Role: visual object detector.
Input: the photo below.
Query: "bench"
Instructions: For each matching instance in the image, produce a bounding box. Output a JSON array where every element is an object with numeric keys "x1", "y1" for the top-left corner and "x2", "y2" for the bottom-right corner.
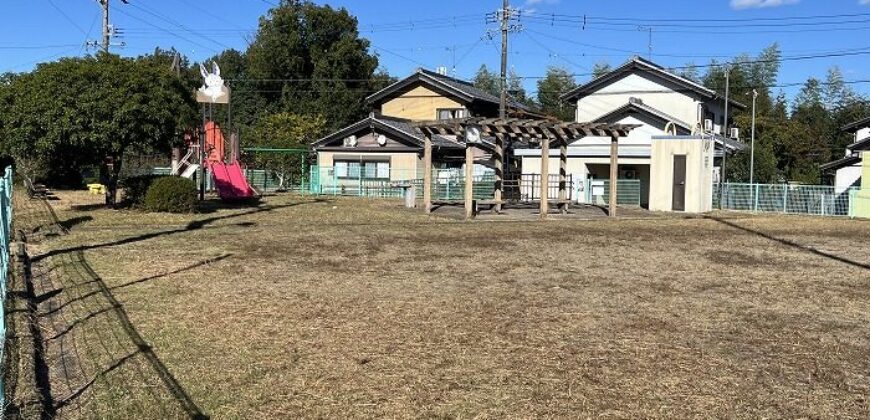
[
  {"x1": 24, "y1": 177, "x2": 49, "y2": 199},
  {"x1": 87, "y1": 183, "x2": 107, "y2": 195}
]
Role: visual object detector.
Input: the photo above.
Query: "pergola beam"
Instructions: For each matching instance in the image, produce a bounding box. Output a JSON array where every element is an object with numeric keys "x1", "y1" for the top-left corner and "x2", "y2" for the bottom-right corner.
[{"x1": 414, "y1": 118, "x2": 639, "y2": 218}]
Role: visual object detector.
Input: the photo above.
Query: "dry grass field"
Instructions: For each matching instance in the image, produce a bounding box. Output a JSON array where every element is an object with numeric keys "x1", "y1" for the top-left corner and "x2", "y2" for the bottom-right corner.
[{"x1": 9, "y1": 191, "x2": 870, "y2": 419}]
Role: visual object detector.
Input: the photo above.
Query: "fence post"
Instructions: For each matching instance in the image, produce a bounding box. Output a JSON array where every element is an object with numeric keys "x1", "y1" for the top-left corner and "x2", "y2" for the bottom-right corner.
[
  {"x1": 752, "y1": 184, "x2": 758, "y2": 212},
  {"x1": 782, "y1": 185, "x2": 789, "y2": 214}
]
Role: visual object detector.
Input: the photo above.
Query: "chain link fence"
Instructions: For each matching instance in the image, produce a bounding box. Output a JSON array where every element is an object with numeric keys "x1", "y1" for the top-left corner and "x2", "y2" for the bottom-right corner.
[{"x1": 714, "y1": 183, "x2": 858, "y2": 217}]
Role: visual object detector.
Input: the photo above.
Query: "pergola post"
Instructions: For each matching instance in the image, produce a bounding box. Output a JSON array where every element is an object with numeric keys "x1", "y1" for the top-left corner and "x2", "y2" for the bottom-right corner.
[
  {"x1": 609, "y1": 134, "x2": 619, "y2": 217},
  {"x1": 540, "y1": 136, "x2": 550, "y2": 219},
  {"x1": 494, "y1": 133, "x2": 504, "y2": 213},
  {"x1": 464, "y1": 142, "x2": 475, "y2": 220},
  {"x1": 423, "y1": 131, "x2": 433, "y2": 214},
  {"x1": 558, "y1": 139, "x2": 568, "y2": 214}
]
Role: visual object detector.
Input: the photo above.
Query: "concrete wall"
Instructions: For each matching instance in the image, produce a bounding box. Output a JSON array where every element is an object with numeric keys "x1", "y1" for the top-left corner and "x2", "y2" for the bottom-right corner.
[
  {"x1": 576, "y1": 73, "x2": 711, "y2": 128},
  {"x1": 649, "y1": 138, "x2": 714, "y2": 213},
  {"x1": 380, "y1": 85, "x2": 463, "y2": 121},
  {"x1": 856, "y1": 151, "x2": 870, "y2": 218}
]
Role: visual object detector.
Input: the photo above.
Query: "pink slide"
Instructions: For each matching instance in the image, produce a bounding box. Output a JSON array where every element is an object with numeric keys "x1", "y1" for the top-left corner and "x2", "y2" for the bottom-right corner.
[{"x1": 210, "y1": 161, "x2": 256, "y2": 200}]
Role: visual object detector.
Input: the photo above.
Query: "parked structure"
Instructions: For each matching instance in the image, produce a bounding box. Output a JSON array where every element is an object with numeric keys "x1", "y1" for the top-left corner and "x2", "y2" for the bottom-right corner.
[{"x1": 516, "y1": 57, "x2": 745, "y2": 208}]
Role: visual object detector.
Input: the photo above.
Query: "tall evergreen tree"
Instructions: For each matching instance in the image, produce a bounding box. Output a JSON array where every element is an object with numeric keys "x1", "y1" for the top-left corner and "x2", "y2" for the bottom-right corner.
[
  {"x1": 536, "y1": 66, "x2": 576, "y2": 121},
  {"x1": 472, "y1": 64, "x2": 499, "y2": 97},
  {"x1": 246, "y1": 0, "x2": 384, "y2": 130}
]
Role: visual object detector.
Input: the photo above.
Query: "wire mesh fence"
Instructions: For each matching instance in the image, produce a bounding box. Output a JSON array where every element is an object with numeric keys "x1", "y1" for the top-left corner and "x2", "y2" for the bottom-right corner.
[
  {"x1": 714, "y1": 183, "x2": 858, "y2": 217},
  {"x1": 0, "y1": 166, "x2": 13, "y2": 412}
]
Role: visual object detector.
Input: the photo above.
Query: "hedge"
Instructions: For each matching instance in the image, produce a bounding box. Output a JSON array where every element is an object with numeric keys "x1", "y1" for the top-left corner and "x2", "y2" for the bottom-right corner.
[{"x1": 143, "y1": 176, "x2": 197, "y2": 213}]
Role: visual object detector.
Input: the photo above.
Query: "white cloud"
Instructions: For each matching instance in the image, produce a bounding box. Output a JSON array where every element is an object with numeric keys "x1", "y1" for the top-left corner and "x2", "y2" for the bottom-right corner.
[
  {"x1": 522, "y1": 0, "x2": 559, "y2": 15},
  {"x1": 730, "y1": 0, "x2": 800, "y2": 10}
]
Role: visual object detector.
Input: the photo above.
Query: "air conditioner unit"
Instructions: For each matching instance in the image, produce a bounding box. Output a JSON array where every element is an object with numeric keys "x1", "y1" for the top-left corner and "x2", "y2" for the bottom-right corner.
[
  {"x1": 713, "y1": 124, "x2": 722, "y2": 135},
  {"x1": 704, "y1": 119, "x2": 713, "y2": 133},
  {"x1": 620, "y1": 169, "x2": 637, "y2": 180},
  {"x1": 730, "y1": 127, "x2": 739, "y2": 139}
]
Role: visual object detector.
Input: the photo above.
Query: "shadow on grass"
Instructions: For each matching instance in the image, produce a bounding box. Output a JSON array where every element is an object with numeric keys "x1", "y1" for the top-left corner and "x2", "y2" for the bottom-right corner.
[
  {"x1": 706, "y1": 216, "x2": 870, "y2": 271},
  {"x1": 59, "y1": 216, "x2": 93, "y2": 231},
  {"x1": 32, "y1": 199, "x2": 331, "y2": 264}
]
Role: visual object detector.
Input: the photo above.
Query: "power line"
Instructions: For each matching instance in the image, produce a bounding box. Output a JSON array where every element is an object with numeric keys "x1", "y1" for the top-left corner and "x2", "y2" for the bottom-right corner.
[{"x1": 125, "y1": 1, "x2": 233, "y2": 50}]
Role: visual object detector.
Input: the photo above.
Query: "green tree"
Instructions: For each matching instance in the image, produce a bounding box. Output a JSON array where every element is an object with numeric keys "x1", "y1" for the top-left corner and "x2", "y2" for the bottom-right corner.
[
  {"x1": 536, "y1": 66, "x2": 576, "y2": 121},
  {"x1": 472, "y1": 64, "x2": 499, "y2": 97},
  {"x1": 507, "y1": 68, "x2": 533, "y2": 107},
  {"x1": 246, "y1": 112, "x2": 325, "y2": 190},
  {"x1": 0, "y1": 53, "x2": 196, "y2": 205},
  {"x1": 591, "y1": 62, "x2": 612, "y2": 79},
  {"x1": 246, "y1": 0, "x2": 384, "y2": 130}
]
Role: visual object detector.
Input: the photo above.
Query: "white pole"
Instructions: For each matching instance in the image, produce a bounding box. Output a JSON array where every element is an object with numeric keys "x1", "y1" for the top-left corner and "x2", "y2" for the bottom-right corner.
[{"x1": 750, "y1": 89, "x2": 758, "y2": 186}]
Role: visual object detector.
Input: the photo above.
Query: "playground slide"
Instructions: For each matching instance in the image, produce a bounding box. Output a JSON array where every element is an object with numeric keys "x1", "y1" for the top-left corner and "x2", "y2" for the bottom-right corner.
[{"x1": 211, "y1": 161, "x2": 256, "y2": 200}]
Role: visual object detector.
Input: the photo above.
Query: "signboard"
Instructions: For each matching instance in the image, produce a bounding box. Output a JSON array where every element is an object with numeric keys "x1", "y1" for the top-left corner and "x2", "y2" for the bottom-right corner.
[{"x1": 196, "y1": 62, "x2": 230, "y2": 104}]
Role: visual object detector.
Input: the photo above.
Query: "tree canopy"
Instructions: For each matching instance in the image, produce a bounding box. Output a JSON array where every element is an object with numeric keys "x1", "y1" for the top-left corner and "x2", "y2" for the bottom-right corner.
[
  {"x1": 0, "y1": 53, "x2": 196, "y2": 202},
  {"x1": 536, "y1": 66, "x2": 577, "y2": 121}
]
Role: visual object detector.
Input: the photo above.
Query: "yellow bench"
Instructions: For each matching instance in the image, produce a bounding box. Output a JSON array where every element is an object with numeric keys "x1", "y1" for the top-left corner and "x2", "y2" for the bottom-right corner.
[{"x1": 87, "y1": 184, "x2": 106, "y2": 195}]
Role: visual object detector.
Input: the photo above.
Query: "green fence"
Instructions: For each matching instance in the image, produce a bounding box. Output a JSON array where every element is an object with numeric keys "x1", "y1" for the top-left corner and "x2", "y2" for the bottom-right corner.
[
  {"x1": 714, "y1": 183, "x2": 857, "y2": 217},
  {"x1": 308, "y1": 167, "x2": 497, "y2": 201},
  {"x1": 585, "y1": 179, "x2": 642, "y2": 206},
  {"x1": 0, "y1": 166, "x2": 13, "y2": 412}
]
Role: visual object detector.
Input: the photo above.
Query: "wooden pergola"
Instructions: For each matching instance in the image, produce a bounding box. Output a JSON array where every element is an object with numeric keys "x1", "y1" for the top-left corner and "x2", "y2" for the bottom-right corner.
[{"x1": 416, "y1": 118, "x2": 640, "y2": 219}]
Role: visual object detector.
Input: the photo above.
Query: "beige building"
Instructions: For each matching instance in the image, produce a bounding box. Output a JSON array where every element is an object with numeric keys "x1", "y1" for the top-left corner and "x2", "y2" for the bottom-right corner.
[{"x1": 313, "y1": 68, "x2": 531, "y2": 189}]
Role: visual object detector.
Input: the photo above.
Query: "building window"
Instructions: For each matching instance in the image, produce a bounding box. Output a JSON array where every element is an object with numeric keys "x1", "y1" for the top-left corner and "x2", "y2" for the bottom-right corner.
[
  {"x1": 437, "y1": 108, "x2": 467, "y2": 120},
  {"x1": 334, "y1": 160, "x2": 390, "y2": 180}
]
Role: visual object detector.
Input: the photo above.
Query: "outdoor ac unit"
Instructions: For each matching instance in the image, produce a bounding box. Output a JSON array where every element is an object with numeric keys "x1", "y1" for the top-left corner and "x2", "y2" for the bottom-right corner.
[
  {"x1": 704, "y1": 119, "x2": 713, "y2": 133},
  {"x1": 730, "y1": 127, "x2": 739, "y2": 139},
  {"x1": 620, "y1": 169, "x2": 637, "y2": 180},
  {"x1": 713, "y1": 124, "x2": 722, "y2": 135}
]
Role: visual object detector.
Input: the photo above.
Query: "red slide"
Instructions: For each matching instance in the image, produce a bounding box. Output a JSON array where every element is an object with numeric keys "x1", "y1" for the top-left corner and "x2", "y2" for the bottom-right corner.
[{"x1": 210, "y1": 161, "x2": 256, "y2": 200}]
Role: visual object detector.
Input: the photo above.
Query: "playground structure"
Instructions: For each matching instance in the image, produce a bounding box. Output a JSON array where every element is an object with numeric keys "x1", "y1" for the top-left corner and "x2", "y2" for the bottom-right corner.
[
  {"x1": 170, "y1": 61, "x2": 256, "y2": 201},
  {"x1": 170, "y1": 121, "x2": 256, "y2": 201}
]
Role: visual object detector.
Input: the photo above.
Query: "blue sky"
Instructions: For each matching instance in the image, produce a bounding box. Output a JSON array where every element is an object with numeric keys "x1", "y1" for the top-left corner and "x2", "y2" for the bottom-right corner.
[{"x1": 4, "y1": 0, "x2": 870, "y2": 100}]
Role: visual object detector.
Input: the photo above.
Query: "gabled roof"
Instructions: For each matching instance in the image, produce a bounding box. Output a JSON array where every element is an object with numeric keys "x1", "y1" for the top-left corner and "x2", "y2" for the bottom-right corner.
[
  {"x1": 820, "y1": 154, "x2": 861, "y2": 172},
  {"x1": 842, "y1": 116, "x2": 870, "y2": 133},
  {"x1": 561, "y1": 57, "x2": 747, "y2": 110},
  {"x1": 365, "y1": 68, "x2": 530, "y2": 111},
  {"x1": 594, "y1": 98, "x2": 693, "y2": 134},
  {"x1": 848, "y1": 136, "x2": 870, "y2": 152},
  {"x1": 312, "y1": 114, "x2": 462, "y2": 150}
]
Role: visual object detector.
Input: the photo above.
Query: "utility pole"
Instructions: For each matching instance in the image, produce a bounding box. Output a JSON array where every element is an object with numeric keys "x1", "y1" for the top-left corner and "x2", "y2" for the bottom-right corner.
[
  {"x1": 89, "y1": 0, "x2": 128, "y2": 53},
  {"x1": 720, "y1": 65, "x2": 731, "y2": 209},
  {"x1": 499, "y1": 0, "x2": 509, "y2": 119},
  {"x1": 487, "y1": 1, "x2": 521, "y2": 119},
  {"x1": 750, "y1": 89, "x2": 758, "y2": 186},
  {"x1": 101, "y1": 0, "x2": 110, "y2": 53}
]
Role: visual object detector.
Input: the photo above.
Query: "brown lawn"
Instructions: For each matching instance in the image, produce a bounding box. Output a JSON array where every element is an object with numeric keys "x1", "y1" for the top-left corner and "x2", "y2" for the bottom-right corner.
[{"x1": 11, "y1": 190, "x2": 870, "y2": 419}]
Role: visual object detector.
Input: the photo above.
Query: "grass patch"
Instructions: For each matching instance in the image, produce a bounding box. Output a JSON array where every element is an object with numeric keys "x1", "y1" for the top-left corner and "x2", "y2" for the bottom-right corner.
[{"x1": 17, "y1": 190, "x2": 870, "y2": 418}]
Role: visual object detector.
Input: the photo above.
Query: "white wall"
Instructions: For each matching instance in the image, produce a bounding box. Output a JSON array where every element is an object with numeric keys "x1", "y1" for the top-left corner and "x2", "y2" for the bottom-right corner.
[
  {"x1": 576, "y1": 73, "x2": 705, "y2": 127},
  {"x1": 835, "y1": 165, "x2": 862, "y2": 193}
]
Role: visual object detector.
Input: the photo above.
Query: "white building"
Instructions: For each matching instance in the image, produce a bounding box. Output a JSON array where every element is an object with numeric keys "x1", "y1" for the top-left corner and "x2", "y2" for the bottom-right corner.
[
  {"x1": 821, "y1": 118, "x2": 869, "y2": 193},
  {"x1": 516, "y1": 57, "x2": 745, "y2": 208}
]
